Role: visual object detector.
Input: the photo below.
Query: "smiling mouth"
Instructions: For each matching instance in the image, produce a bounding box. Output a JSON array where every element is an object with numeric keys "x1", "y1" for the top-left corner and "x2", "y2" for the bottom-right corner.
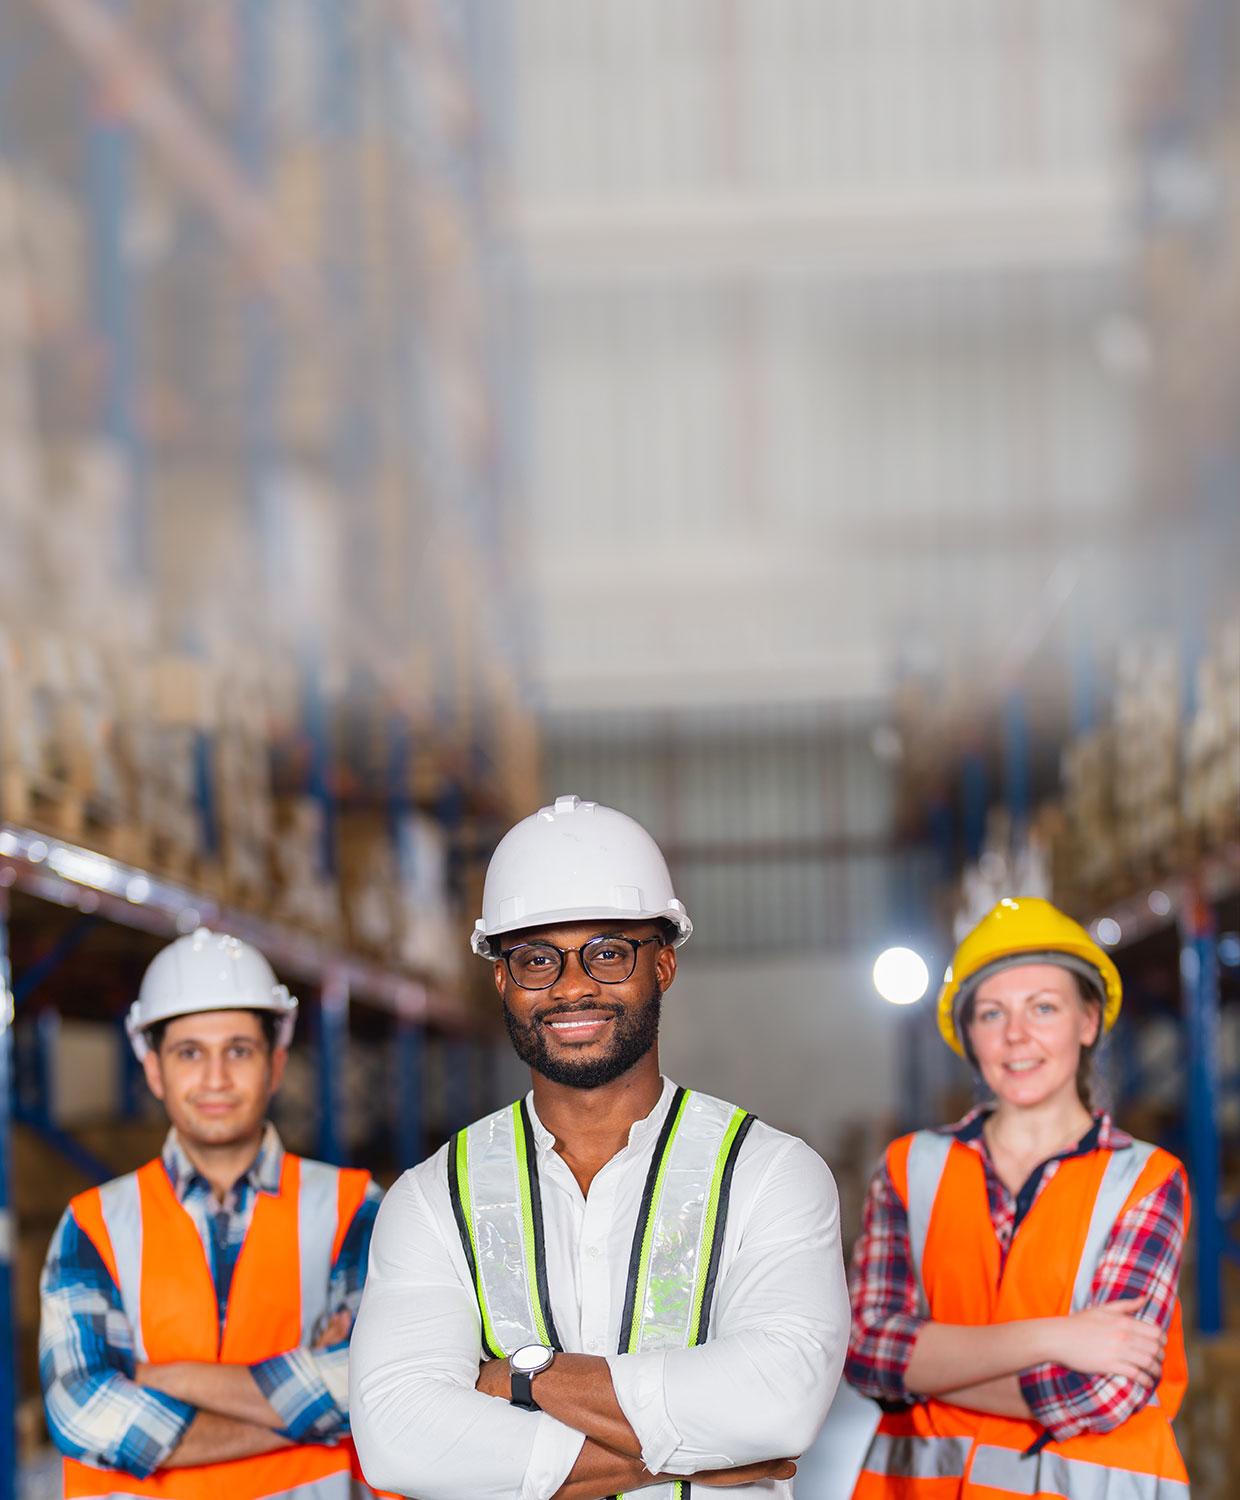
[
  {"x1": 1004, "y1": 1060, "x2": 1043, "y2": 1073},
  {"x1": 539, "y1": 1010, "x2": 618, "y2": 1041}
]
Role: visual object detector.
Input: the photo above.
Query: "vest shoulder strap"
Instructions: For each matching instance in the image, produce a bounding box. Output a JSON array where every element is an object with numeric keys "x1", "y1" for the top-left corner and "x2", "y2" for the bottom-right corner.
[
  {"x1": 447, "y1": 1100, "x2": 560, "y2": 1358},
  {"x1": 1070, "y1": 1140, "x2": 1171, "y2": 1311},
  {"x1": 903, "y1": 1131, "x2": 954, "y2": 1315},
  {"x1": 618, "y1": 1088, "x2": 755, "y2": 1356}
]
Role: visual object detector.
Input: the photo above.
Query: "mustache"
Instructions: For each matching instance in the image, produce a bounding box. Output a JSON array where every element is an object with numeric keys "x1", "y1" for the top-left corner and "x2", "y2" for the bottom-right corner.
[{"x1": 533, "y1": 1001, "x2": 625, "y2": 1025}]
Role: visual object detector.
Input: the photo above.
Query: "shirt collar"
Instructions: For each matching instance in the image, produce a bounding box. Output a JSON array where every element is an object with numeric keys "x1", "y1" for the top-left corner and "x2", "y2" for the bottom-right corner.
[
  {"x1": 525, "y1": 1075, "x2": 679, "y2": 1156},
  {"x1": 161, "y1": 1120, "x2": 285, "y2": 1203},
  {"x1": 943, "y1": 1104, "x2": 1131, "y2": 1155}
]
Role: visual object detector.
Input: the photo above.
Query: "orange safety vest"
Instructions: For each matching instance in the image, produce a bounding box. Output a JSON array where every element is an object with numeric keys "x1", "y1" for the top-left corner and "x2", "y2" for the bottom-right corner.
[
  {"x1": 63, "y1": 1151, "x2": 374, "y2": 1500},
  {"x1": 852, "y1": 1131, "x2": 1190, "y2": 1500}
]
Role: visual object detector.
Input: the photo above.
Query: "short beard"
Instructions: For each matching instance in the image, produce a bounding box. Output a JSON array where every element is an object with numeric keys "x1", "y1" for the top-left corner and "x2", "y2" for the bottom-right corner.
[{"x1": 503, "y1": 982, "x2": 661, "y2": 1090}]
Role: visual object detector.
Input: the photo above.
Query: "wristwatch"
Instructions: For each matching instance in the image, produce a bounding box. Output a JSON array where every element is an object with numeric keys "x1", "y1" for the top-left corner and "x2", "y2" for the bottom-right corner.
[{"x1": 509, "y1": 1343, "x2": 555, "y2": 1410}]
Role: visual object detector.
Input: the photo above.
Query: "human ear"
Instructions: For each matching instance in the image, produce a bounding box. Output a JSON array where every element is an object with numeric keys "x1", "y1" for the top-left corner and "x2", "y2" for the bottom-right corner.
[{"x1": 142, "y1": 1049, "x2": 166, "y2": 1102}]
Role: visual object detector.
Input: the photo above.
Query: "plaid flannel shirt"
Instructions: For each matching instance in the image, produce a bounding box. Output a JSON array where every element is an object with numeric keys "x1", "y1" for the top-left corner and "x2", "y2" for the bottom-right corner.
[
  {"x1": 39, "y1": 1123, "x2": 382, "y2": 1476},
  {"x1": 844, "y1": 1107, "x2": 1187, "y2": 1443}
]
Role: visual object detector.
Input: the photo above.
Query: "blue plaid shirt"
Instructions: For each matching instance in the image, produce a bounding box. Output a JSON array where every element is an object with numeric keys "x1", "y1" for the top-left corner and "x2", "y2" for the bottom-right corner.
[{"x1": 39, "y1": 1123, "x2": 382, "y2": 1477}]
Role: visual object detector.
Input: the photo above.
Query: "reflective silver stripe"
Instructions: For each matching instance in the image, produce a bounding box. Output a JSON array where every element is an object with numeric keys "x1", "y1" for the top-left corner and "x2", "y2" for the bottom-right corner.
[
  {"x1": 97, "y1": 1174, "x2": 146, "y2": 1361},
  {"x1": 969, "y1": 1443, "x2": 1190, "y2": 1499},
  {"x1": 1071, "y1": 1142, "x2": 1158, "y2": 1311},
  {"x1": 297, "y1": 1158, "x2": 340, "y2": 1343},
  {"x1": 861, "y1": 1432, "x2": 970, "y2": 1480},
  {"x1": 76, "y1": 1476, "x2": 354, "y2": 1500},
  {"x1": 905, "y1": 1131, "x2": 953, "y2": 1314},
  {"x1": 628, "y1": 1092, "x2": 745, "y2": 1353},
  {"x1": 265, "y1": 1472, "x2": 354, "y2": 1499},
  {"x1": 466, "y1": 1091, "x2": 748, "y2": 1500},
  {"x1": 461, "y1": 1103, "x2": 547, "y2": 1356}
]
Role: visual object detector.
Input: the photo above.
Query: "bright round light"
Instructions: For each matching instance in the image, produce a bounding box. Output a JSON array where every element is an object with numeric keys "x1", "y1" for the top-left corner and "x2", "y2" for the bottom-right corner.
[
  {"x1": 873, "y1": 947, "x2": 930, "y2": 1006},
  {"x1": 1095, "y1": 917, "x2": 1122, "y2": 947}
]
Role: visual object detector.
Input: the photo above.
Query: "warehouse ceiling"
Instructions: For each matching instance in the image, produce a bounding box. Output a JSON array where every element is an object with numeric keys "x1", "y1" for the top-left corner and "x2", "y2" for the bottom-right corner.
[{"x1": 504, "y1": 0, "x2": 1227, "y2": 722}]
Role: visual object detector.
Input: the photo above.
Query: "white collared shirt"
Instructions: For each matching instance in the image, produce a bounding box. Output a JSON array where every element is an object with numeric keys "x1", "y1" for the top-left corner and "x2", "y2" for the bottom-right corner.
[{"x1": 351, "y1": 1077, "x2": 849, "y2": 1500}]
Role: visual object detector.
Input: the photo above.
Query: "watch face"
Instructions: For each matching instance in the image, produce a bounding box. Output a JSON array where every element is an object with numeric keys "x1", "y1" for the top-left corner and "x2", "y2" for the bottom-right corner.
[{"x1": 510, "y1": 1343, "x2": 554, "y2": 1374}]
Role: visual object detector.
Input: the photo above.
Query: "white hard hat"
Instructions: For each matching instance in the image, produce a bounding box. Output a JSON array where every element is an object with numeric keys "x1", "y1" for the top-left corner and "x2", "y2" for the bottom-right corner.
[
  {"x1": 471, "y1": 794, "x2": 692, "y2": 958},
  {"x1": 126, "y1": 927, "x2": 298, "y2": 1060}
]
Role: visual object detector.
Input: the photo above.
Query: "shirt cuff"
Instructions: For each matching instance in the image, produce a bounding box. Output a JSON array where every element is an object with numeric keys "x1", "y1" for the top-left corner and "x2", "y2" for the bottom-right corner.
[
  {"x1": 846, "y1": 1312, "x2": 927, "y2": 1405},
  {"x1": 522, "y1": 1413, "x2": 585, "y2": 1500},
  {"x1": 126, "y1": 1389, "x2": 198, "y2": 1477},
  {"x1": 1018, "y1": 1364, "x2": 1091, "y2": 1441},
  {"x1": 608, "y1": 1350, "x2": 682, "y2": 1474},
  {"x1": 251, "y1": 1349, "x2": 347, "y2": 1443}
]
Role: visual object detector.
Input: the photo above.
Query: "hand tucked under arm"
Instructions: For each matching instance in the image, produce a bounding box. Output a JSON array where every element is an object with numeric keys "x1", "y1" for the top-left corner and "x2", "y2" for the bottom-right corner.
[
  {"x1": 161, "y1": 1410, "x2": 292, "y2": 1468},
  {"x1": 136, "y1": 1362, "x2": 285, "y2": 1431}
]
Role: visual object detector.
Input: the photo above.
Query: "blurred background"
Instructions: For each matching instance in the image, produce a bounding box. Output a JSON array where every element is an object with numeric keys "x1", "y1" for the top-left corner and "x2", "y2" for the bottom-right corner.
[{"x1": 0, "y1": 1, "x2": 1237, "y2": 1495}]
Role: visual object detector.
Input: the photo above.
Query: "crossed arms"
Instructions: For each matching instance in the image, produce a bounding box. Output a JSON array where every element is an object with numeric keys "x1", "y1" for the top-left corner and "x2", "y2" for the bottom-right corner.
[{"x1": 350, "y1": 1138, "x2": 851, "y2": 1500}]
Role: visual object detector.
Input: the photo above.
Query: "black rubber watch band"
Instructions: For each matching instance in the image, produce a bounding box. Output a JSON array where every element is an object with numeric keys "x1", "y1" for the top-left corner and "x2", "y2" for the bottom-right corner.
[{"x1": 511, "y1": 1368, "x2": 540, "y2": 1411}]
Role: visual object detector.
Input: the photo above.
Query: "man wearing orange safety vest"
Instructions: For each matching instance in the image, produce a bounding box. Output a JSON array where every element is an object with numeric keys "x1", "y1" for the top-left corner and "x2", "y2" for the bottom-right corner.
[
  {"x1": 845, "y1": 897, "x2": 1190, "y2": 1500},
  {"x1": 39, "y1": 927, "x2": 382, "y2": 1499}
]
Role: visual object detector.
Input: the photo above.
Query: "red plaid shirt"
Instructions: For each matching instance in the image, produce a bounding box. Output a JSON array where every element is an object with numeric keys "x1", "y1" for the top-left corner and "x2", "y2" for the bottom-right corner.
[{"x1": 844, "y1": 1108, "x2": 1187, "y2": 1442}]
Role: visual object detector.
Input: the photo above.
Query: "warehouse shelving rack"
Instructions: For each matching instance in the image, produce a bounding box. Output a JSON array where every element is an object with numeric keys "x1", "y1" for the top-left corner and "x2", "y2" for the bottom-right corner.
[{"x1": 0, "y1": 818, "x2": 500, "y2": 1500}]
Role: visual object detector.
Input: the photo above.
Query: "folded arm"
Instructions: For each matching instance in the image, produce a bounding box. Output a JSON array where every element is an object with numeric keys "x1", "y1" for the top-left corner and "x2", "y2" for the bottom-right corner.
[
  {"x1": 845, "y1": 1155, "x2": 1186, "y2": 1438},
  {"x1": 39, "y1": 1207, "x2": 198, "y2": 1476},
  {"x1": 350, "y1": 1169, "x2": 588, "y2": 1500},
  {"x1": 605, "y1": 1139, "x2": 848, "y2": 1477}
]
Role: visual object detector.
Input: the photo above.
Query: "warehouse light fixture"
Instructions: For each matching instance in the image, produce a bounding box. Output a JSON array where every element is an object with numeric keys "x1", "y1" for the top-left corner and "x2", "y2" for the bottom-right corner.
[
  {"x1": 873, "y1": 946, "x2": 930, "y2": 1006},
  {"x1": 1095, "y1": 916, "x2": 1122, "y2": 947},
  {"x1": 1147, "y1": 890, "x2": 1172, "y2": 918}
]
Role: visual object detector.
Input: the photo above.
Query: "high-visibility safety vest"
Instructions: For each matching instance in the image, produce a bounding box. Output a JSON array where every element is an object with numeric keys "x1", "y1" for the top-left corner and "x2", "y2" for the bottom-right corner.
[
  {"x1": 852, "y1": 1131, "x2": 1191, "y2": 1500},
  {"x1": 62, "y1": 1152, "x2": 373, "y2": 1500},
  {"x1": 449, "y1": 1087, "x2": 755, "y2": 1500}
]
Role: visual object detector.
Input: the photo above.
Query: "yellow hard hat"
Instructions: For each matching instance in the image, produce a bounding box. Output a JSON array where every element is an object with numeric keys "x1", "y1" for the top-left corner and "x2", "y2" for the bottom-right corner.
[{"x1": 937, "y1": 896, "x2": 1122, "y2": 1057}]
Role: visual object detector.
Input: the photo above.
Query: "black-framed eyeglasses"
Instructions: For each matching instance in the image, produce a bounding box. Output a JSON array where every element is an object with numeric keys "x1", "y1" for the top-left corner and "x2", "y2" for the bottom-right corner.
[{"x1": 500, "y1": 935, "x2": 663, "y2": 990}]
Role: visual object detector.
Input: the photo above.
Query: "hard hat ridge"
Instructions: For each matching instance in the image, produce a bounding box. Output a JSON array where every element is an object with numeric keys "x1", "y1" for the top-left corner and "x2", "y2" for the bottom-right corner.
[
  {"x1": 126, "y1": 926, "x2": 298, "y2": 1060},
  {"x1": 936, "y1": 895, "x2": 1122, "y2": 1057},
  {"x1": 472, "y1": 793, "x2": 692, "y2": 958}
]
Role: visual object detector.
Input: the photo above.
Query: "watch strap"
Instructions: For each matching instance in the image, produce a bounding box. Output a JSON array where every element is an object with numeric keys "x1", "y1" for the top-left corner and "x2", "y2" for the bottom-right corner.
[{"x1": 510, "y1": 1367, "x2": 540, "y2": 1411}]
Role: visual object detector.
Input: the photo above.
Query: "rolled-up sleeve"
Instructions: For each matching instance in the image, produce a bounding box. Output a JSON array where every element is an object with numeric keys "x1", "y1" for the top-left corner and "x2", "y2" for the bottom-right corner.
[
  {"x1": 608, "y1": 1138, "x2": 849, "y2": 1474},
  {"x1": 39, "y1": 1207, "x2": 195, "y2": 1476},
  {"x1": 844, "y1": 1159, "x2": 926, "y2": 1405},
  {"x1": 350, "y1": 1165, "x2": 584, "y2": 1500},
  {"x1": 1018, "y1": 1168, "x2": 1188, "y2": 1441}
]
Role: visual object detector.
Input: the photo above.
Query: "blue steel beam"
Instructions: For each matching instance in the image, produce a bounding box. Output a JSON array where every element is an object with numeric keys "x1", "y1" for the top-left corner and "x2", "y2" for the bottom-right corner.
[
  {"x1": 316, "y1": 968, "x2": 349, "y2": 1166},
  {"x1": 13, "y1": 915, "x2": 98, "y2": 1007},
  {"x1": 0, "y1": 893, "x2": 17, "y2": 1500},
  {"x1": 1001, "y1": 689, "x2": 1031, "y2": 838},
  {"x1": 1182, "y1": 891, "x2": 1224, "y2": 1333},
  {"x1": 960, "y1": 751, "x2": 988, "y2": 865},
  {"x1": 394, "y1": 1018, "x2": 425, "y2": 1169}
]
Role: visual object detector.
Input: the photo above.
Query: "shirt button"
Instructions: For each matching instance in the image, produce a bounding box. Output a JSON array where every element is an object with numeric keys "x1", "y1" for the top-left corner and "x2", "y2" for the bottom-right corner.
[
  {"x1": 587, "y1": 1337, "x2": 603, "y2": 1353},
  {"x1": 585, "y1": 1244, "x2": 601, "y2": 1259}
]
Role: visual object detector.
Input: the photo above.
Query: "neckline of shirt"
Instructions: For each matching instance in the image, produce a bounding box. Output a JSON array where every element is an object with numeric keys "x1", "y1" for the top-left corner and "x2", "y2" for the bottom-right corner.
[{"x1": 524, "y1": 1074, "x2": 679, "y2": 1157}]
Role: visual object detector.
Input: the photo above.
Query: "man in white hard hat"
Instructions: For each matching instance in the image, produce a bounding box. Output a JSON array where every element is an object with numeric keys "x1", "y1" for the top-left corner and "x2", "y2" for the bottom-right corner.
[
  {"x1": 352, "y1": 794, "x2": 850, "y2": 1500},
  {"x1": 39, "y1": 927, "x2": 382, "y2": 1500}
]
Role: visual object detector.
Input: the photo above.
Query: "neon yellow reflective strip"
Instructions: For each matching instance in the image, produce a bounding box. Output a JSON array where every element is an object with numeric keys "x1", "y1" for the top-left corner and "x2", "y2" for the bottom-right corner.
[
  {"x1": 687, "y1": 1108, "x2": 747, "y2": 1343},
  {"x1": 626, "y1": 1088, "x2": 692, "y2": 1355},
  {"x1": 456, "y1": 1129, "x2": 505, "y2": 1358},
  {"x1": 511, "y1": 1102, "x2": 552, "y2": 1347}
]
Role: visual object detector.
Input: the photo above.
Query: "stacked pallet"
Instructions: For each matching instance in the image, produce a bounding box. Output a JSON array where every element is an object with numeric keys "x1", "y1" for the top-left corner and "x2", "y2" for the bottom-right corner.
[
  {"x1": 1055, "y1": 727, "x2": 1119, "y2": 905},
  {"x1": 1183, "y1": 619, "x2": 1240, "y2": 849},
  {"x1": 1112, "y1": 639, "x2": 1181, "y2": 877}
]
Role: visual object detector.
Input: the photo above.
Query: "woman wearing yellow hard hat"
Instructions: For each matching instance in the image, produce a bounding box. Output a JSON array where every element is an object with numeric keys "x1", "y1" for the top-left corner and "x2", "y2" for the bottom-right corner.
[{"x1": 845, "y1": 896, "x2": 1190, "y2": 1500}]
